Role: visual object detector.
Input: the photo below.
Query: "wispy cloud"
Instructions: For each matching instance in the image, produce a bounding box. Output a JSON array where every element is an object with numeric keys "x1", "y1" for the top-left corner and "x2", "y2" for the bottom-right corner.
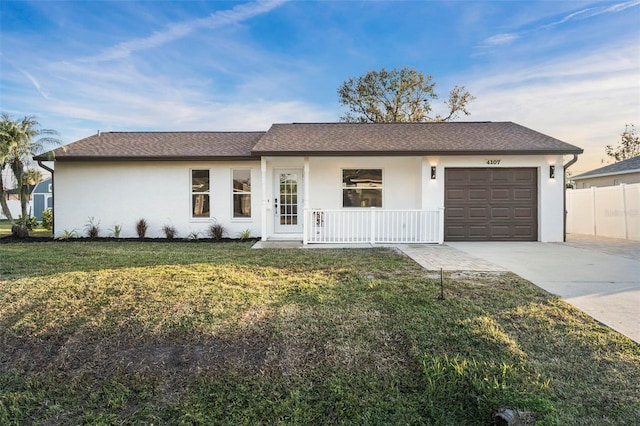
[
  {"x1": 480, "y1": 0, "x2": 640, "y2": 47},
  {"x1": 483, "y1": 33, "x2": 519, "y2": 46},
  {"x1": 464, "y1": 42, "x2": 639, "y2": 172},
  {"x1": 19, "y1": 70, "x2": 49, "y2": 99},
  {"x1": 81, "y1": 0, "x2": 287, "y2": 63}
]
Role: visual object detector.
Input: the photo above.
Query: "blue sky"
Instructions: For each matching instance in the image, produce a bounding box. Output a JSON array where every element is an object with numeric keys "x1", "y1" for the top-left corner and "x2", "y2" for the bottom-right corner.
[{"x1": 1, "y1": 0, "x2": 639, "y2": 174}]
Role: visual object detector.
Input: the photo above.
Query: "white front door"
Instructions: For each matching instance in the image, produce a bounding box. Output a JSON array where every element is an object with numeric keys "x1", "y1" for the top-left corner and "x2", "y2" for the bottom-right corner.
[{"x1": 274, "y1": 169, "x2": 303, "y2": 234}]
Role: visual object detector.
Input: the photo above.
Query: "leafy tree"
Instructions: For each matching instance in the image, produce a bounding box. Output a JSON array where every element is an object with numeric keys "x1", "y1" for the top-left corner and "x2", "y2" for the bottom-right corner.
[
  {"x1": 337, "y1": 67, "x2": 474, "y2": 123},
  {"x1": 605, "y1": 124, "x2": 639, "y2": 162},
  {"x1": 0, "y1": 114, "x2": 61, "y2": 237}
]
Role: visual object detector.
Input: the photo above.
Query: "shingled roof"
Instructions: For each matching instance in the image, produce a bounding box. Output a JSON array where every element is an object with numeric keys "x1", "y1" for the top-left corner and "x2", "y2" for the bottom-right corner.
[
  {"x1": 573, "y1": 155, "x2": 640, "y2": 180},
  {"x1": 35, "y1": 131, "x2": 265, "y2": 161},
  {"x1": 252, "y1": 122, "x2": 582, "y2": 155},
  {"x1": 35, "y1": 122, "x2": 582, "y2": 161}
]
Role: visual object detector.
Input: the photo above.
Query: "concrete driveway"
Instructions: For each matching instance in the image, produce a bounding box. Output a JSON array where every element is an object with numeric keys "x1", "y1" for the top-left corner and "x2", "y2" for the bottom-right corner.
[{"x1": 447, "y1": 235, "x2": 640, "y2": 343}]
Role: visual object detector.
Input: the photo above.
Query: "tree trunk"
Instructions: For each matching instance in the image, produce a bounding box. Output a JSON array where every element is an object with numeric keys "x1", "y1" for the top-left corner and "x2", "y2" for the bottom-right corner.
[{"x1": 0, "y1": 169, "x2": 15, "y2": 223}]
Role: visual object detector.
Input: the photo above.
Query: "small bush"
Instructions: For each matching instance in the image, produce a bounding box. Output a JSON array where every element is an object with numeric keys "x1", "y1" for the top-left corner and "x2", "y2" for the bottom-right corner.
[
  {"x1": 84, "y1": 217, "x2": 100, "y2": 239},
  {"x1": 238, "y1": 229, "x2": 251, "y2": 241},
  {"x1": 109, "y1": 224, "x2": 122, "y2": 238},
  {"x1": 136, "y1": 218, "x2": 148, "y2": 239},
  {"x1": 17, "y1": 215, "x2": 38, "y2": 230},
  {"x1": 163, "y1": 225, "x2": 178, "y2": 240},
  {"x1": 207, "y1": 220, "x2": 225, "y2": 241},
  {"x1": 56, "y1": 229, "x2": 78, "y2": 240},
  {"x1": 187, "y1": 231, "x2": 201, "y2": 240},
  {"x1": 42, "y1": 209, "x2": 53, "y2": 230}
]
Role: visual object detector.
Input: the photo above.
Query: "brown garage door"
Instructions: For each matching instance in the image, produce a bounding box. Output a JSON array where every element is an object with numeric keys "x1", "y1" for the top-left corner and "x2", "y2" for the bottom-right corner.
[{"x1": 444, "y1": 168, "x2": 537, "y2": 241}]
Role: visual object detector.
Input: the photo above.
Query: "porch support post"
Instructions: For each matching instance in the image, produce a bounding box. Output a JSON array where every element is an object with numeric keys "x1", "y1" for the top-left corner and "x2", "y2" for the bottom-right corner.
[
  {"x1": 303, "y1": 157, "x2": 310, "y2": 244},
  {"x1": 438, "y1": 207, "x2": 445, "y2": 244},
  {"x1": 261, "y1": 157, "x2": 268, "y2": 242},
  {"x1": 421, "y1": 157, "x2": 429, "y2": 210}
]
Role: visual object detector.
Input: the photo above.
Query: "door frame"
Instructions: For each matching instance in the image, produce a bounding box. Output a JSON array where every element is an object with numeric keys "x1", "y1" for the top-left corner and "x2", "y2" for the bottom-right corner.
[{"x1": 273, "y1": 168, "x2": 303, "y2": 234}]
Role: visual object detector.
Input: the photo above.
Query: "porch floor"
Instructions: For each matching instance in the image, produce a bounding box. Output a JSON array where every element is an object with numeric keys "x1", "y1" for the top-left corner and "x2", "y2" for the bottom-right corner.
[{"x1": 252, "y1": 241, "x2": 375, "y2": 249}]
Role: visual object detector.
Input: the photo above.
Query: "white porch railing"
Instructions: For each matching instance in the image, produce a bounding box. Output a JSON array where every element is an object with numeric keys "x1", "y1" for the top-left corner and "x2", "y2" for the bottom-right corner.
[{"x1": 304, "y1": 208, "x2": 442, "y2": 244}]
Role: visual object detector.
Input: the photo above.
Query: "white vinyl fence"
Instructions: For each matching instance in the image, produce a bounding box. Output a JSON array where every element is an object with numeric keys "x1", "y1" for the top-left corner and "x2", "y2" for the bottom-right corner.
[
  {"x1": 566, "y1": 183, "x2": 640, "y2": 241},
  {"x1": 0, "y1": 200, "x2": 31, "y2": 220},
  {"x1": 304, "y1": 209, "x2": 443, "y2": 244}
]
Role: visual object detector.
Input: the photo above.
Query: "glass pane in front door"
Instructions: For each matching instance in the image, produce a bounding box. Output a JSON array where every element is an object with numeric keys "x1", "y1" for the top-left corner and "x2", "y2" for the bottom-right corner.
[{"x1": 275, "y1": 170, "x2": 303, "y2": 233}]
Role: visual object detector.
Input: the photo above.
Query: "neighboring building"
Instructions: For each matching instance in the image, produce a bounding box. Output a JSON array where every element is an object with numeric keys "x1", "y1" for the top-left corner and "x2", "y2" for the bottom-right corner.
[
  {"x1": 572, "y1": 156, "x2": 640, "y2": 189},
  {"x1": 35, "y1": 122, "x2": 583, "y2": 243},
  {"x1": 32, "y1": 178, "x2": 53, "y2": 221}
]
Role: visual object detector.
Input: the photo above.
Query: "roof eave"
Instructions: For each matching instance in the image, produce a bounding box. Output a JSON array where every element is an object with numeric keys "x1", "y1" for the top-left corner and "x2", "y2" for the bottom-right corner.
[
  {"x1": 573, "y1": 168, "x2": 640, "y2": 180},
  {"x1": 46, "y1": 155, "x2": 260, "y2": 162},
  {"x1": 252, "y1": 149, "x2": 584, "y2": 157}
]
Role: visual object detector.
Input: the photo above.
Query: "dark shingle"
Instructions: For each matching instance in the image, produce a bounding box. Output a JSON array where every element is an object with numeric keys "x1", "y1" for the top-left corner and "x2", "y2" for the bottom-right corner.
[
  {"x1": 35, "y1": 122, "x2": 583, "y2": 161},
  {"x1": 36, "y1": 131, "x2": 265, "y2": 161},
  {"x1": 573, "y1": 156, "x2": 640, "y2": 179},
  {"x1": 252, "y1": 122, "x2": 582, "y2": 155}
]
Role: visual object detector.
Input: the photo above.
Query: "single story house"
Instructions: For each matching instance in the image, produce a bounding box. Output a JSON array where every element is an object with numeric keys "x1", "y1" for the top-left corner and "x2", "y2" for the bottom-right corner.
[
  {"x1": 572, "y1": 156, "x2": 640, "y2": 188},
  {"x1": 35, "y1": 122, "x2": 583, "y2": 243}
]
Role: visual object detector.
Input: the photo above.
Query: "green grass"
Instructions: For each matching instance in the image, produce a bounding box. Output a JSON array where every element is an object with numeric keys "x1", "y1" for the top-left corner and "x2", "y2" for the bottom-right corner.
[
  {"x1": 0, "y1": 219, "x2": 52, "y2": 238},
  {"x1": 1, "y1": 242, "x2": 638, "y2": 425}
]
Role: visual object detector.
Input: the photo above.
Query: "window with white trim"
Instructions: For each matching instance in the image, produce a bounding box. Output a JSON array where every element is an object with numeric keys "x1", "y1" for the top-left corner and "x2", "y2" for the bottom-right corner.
[
  {"x1": 191, "y1": 170, "x2": 210, "y2": 218},
  {"x1": 232, "y1": 169, "x2": 251, "y2": 218},
  {"x1": 342, "y1": 169, "x2": 382, "y2": 207}
]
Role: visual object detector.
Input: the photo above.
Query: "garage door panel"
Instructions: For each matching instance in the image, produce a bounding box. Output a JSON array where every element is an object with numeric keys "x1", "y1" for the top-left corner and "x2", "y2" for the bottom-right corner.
[
  {"x1": 491, "y1": 207, "x2": 511, "y2": 219},
  {"x1": 491, "y1": 169, "x2": 511, "y2": 182},
  {"x1": 446, "y1": 188, "x2": 466, "y2": 200},
  {"x1": 469, "y1": 189, "x2": 488, "y2": 200},
  {"x1": 491, "y1": 225, "x2": 510, "y2": 238},
  {"x1": 515, "y1": 169, "x2": 536, "y2": 181},
  {"x1": 513, "y1": 188, "x2": 534, "y2": 201},
  {"x1": 469, "y1": 226, "x2": 489, "y2": 238},
  {"x1": 514, "y1": 207, "x2": 535, "y2": 219},
  {"x1": 491, "y1": 188, "x2": 510, "y2": 200},
  {"x1": 445, "y1": 168, "x2": 537, "y2": 241},
  {"x1": 468, "y1": 169, "x2": 488, "y2": 182},
  {"x1": 469, "y1": 207, "x2": 488, "y2": 218},
  {"x1": 446, "y1": 207, "x2": 465, "y2": 219}
]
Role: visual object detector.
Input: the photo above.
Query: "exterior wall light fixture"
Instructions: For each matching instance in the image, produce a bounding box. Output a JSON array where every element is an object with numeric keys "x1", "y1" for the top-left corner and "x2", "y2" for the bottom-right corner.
[
  {"x1": 431, "y1": 166, "x2": 437, "y2": 180},
  {"x1": 549, "y1": 165, "x2": 555, "y2": 179}
]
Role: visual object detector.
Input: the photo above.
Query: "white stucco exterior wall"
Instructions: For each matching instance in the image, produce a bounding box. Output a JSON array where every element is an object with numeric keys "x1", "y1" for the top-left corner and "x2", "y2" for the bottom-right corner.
[
  {"x1": 54, "y1": 161, "x2": 262, "y2": 239},
  {"x1": 53, "y1": 154, "x2": 566, "y2": 242}
]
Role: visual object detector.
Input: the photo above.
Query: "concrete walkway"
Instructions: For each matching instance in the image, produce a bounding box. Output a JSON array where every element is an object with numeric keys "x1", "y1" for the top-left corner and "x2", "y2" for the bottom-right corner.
[{"x1": 446, "y1": 236, "x2": 640, "y2": 343}]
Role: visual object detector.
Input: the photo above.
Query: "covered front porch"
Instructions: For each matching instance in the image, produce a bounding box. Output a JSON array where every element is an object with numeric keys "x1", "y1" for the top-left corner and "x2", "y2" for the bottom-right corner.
[{"x1": 259, "y1": 156, "x2": 443, "y2": 245}]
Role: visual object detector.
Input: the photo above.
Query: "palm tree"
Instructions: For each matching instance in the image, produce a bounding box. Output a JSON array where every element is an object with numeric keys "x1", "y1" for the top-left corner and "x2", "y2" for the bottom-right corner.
[{"x1": 0, "y1": 114, "x2": 61, "y2": 237}]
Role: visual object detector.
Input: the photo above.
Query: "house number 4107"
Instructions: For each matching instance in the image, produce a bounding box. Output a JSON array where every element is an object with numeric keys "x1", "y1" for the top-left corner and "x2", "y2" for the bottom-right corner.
[{"x1": 486, "y1": 159, "x2": 501, "y2": 165}]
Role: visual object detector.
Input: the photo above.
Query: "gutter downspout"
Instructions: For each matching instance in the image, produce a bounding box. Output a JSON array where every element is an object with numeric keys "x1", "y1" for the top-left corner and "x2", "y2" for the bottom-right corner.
[
  {"x1": 563, "y1": 154, "x2": 579, "y2": 242},
  {"x1": 37, "y1": 160, "x2": 55, "y2": 237}
]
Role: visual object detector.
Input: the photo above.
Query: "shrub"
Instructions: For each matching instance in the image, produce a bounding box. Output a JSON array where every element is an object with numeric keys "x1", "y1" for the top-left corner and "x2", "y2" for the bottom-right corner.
[
  {"x1": 206, "y1": 220, "x2": 226, "y2": 241},
  {"x1": 187, "y1": 231, "x2": 201, "y2": 240},
  {"x1": 109, "y1": 224, "x2": 122, "y2": 238},
  {"x1": 162, "y1": 225, "x2": 178, "y2": 240},
  {"x1": 42, "y1": 208, "x2": 53, "y2": 230},
  {"x1": 136, "y1": 218, "x2": 148, "y2": 239},
  {"x1": 17, "y1": 215, "x2": 38, "y2": 230},
  {"x1": 84, "y1": 217, "x2": 100, "y2": 239},
  {"x1": 56, "y1": 229, "x2": 78, "y2": 240},
  {"x1": 238, "y1": 229, "x2": 251, "y2": 241}
]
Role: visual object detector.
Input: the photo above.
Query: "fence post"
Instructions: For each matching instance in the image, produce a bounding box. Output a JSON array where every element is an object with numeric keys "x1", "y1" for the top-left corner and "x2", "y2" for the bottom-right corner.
[
  {"x1": 621, "y1": 184, "x2": 628, "y2": 240},
  {"x1": 591, "y1": 186, "x2": 597, "y2": 236}
]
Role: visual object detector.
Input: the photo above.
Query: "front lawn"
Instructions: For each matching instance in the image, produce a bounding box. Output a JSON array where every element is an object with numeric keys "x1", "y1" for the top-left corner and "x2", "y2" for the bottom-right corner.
[
  {"x1": 0, "y1": 219, "x2": 52, "y2": 238},
  {"x1": 1, "y1": 242, "x2": 638, "y2": 425}
]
